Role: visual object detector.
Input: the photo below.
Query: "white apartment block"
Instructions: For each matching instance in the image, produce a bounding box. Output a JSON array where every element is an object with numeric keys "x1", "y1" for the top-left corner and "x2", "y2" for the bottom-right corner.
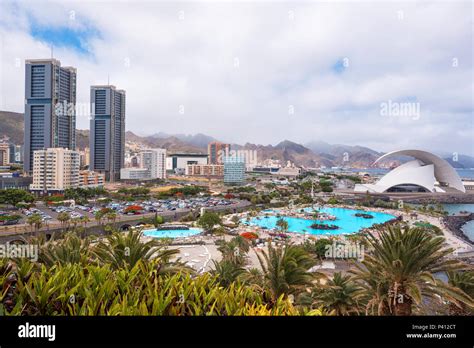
[
  {"x1": 30, "y1": 148, "x2": 80, "y2": 192},
  {"x1": 140, "y1": 148, "x2": 166, "y2": 179},
  {"x1": 120, "y1": 168, "x2": 150, "y2": 180}
]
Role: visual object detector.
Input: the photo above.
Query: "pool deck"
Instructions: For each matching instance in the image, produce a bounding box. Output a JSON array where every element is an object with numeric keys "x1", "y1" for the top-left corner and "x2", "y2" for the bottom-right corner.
[{"x1": 153, "y1": 205, "x2": 474, "y2": 273}]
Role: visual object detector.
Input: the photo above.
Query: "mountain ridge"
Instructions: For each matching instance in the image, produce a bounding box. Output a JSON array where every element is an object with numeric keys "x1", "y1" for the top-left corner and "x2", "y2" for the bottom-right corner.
[{"x1": 1, "y1": 111, "x2": 472, "y2": 168}]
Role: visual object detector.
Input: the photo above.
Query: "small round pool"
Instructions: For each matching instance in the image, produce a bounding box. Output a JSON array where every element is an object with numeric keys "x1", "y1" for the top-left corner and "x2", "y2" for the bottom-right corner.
[{"x1": 143, "y1": 227, "x2": 203, "y2": 238}]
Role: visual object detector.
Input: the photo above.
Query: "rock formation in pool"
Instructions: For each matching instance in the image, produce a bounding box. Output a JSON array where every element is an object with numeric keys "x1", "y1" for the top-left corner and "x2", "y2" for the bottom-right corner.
[
  {"x1": 354, "y1": 213, "x2": 374, "y2": 219},
  {"x1": 310, "y1": 223, "x2": 340, "y2": 230}
]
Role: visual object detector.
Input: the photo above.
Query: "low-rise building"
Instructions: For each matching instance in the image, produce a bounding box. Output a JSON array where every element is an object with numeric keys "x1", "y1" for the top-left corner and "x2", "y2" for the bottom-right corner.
[
  {"x1": 274, "y1": 167, "x2": 302, "y2": 177},
  {"x1": 166, "y1": 153, "x2": 208, "y2": 174},
  {"x1": 30, "y1": 148, "x2": 80, "y2": 193},
  {"x1": 120, "y1": 168, "x2": 151, "y2": 180},
  {"x1": 79, "y1": 170, "x2": 105, "y2": 188},
  {"x1": 0, "y1": 172, "x2": 32, "y2": 190},
  {"x1": 463, "y1": 180, "x2": 474, "y2": 191},
  {"x1": 186, "y1": 164, "x2": 224, "y2": 177}
]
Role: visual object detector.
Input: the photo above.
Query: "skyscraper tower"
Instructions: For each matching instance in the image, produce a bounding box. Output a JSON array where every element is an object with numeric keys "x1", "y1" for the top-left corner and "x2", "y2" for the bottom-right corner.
[
  {"x1": 89, "y1": 85, "x2": 126, "y2": 182},
  {"x1": 24, "y1": 59, "x2": 77, "y2": 174}
]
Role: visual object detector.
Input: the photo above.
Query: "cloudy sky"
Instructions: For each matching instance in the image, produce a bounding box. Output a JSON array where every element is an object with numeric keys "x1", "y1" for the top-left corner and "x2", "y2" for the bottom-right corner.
[{"x1": 0, "y1": 0, "x2": 472, "y2": 155}]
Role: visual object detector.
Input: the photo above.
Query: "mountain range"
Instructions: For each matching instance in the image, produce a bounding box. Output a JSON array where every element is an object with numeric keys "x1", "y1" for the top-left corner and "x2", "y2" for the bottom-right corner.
[{"x1": 1, "y1": 110, "x2": 473, "y2": 169}]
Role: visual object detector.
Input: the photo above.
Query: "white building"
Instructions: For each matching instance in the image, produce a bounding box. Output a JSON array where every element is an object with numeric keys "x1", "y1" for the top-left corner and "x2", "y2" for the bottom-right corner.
[
  {"x1": 166, "y1": 153, "x2": 208, "y2": 173},
  {"x1": 354, "y1": 150, "x2": 466, "y2": 193},
  {"x1": 30, "y1": 148, "x2": 80, "y2": 192},
  {"x1": 140, "y1": 148, "x2": 166, "y2": 179},
  {"x1": 120, "y1": 168, "x2": 151, "y2": 180},
  {"x1": 274, "y1": 167, "x2": 302, "y2": 177}
]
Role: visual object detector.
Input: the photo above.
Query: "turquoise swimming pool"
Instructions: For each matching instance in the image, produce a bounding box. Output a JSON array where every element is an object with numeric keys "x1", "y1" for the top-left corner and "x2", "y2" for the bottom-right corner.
[
  {"x1": 243, "y1": 207, "x2": 396, "y2": 235},
  {"x1": 143, "y1": 227, "x2": 202, "y2": 238}
]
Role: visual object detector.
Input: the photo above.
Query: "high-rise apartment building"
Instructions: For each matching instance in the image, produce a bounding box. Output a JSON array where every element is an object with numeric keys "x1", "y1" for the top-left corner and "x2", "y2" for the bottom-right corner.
[
  {"x1": 89, "y1": 85, "x2": 126, "y2": 182},
  {"x1": 24, "y1": 59, "x2": 77, "y2": 174},
  {"x1": 208, "y1": 142, "x2": 231, "y2": 164},
  {"x1": 140, "y1": 148, "x2": 166, "y2": 179},
  {"x1": 30, "y1": 148, "x2": 80, "y2": 193}
]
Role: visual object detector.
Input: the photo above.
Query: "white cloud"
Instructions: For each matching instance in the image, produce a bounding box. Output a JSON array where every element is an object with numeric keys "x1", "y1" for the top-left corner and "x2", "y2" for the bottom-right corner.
[{"x1": 0, "y1": 0, "x2": 472, "y2": 155}]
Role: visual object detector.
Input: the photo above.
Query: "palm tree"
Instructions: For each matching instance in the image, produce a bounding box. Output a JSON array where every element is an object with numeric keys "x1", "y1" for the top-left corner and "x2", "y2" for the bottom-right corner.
[
  {"x1": 275, "y1": 218, "x2": 289, "y2": 233},
  {"x1": 80, "y1": 215, "x2": 90, "y2": 228},
  {"x1": 106, "y1": 212, "x2": 117, "y2": 225},
  {"x1": 37, "y1": 232, "x2": 92, "y2": 267},
  {"x1": 94, "y1": 211, "x2": 104, "y2": 225},
  {"x1": 210, "y1": 259, "x2": 245, "y2": 287},
  {"x1": 352, "y1": 225, "x2": 473, "y2": 316},
  {"x1": 27, "y1": 213, "x2": 43, "y2": 233},
  {"x1": 57, "y1": 212, "x2": 70, "y2": 230},
  {"x1": 216, "y1": 236, "x2": 250, "y2": 265},
  {"x1": 92, "y1": 229, "x2": 179, "y2": 270},
  {"x1": 256, "y1": 243, "x2": 317, "y2": 301},
  {"x1": 312, "y1": 272, "x2": 362, "y2": 315},
  {"x1": 446, "y1": 270, "x2": 474, "y2": 315}
]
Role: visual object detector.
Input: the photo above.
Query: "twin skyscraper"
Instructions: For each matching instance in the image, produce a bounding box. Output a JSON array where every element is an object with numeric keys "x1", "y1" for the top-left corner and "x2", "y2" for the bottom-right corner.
[{"x1": 24, "y1": 58, "x2": 125, "y2": 182}]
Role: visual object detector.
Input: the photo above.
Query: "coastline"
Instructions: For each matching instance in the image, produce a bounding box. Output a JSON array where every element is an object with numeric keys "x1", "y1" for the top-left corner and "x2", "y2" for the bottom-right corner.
[{"x1": 442, "y1": 213, "x2": 474, "y2": 245}]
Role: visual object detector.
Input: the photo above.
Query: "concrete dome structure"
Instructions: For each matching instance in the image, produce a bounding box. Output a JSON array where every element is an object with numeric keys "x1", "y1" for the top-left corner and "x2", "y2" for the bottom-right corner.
[{"x1": 354, "y1": 150, "x2": 466, "y2": 193}]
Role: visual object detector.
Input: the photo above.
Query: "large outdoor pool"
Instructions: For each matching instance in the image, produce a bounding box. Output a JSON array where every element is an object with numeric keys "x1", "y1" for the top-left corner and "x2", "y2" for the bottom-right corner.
[
  {"x1": 143, "y1": 227, "x2": 203, "y2": 238},
  {"x1": 243, "y1": 207, "x2": 396, "y2": 235}
]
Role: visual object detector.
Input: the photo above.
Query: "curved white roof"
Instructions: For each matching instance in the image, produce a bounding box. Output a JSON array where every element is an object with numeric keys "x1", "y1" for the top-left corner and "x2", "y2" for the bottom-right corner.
[{"x1": 354, "y1": 149, "x2": 465, "y2": 193}]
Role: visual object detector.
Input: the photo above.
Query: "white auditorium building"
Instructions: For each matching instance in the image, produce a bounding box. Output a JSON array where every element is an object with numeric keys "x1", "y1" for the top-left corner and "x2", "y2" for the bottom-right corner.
[{"x1": 354, "y1": 150, "x2": 466, "y2": 194}]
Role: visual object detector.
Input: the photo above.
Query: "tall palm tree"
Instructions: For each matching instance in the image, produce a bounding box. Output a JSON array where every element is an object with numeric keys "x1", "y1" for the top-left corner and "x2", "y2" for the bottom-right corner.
[
  {"x1": 92, "y1": 229, "x2": 179, "y2": 270},
  {"x1": 312, "y1": 272, "x2": 362, "y2": 316},
  {"x1": 256, "y1": 243, "x2": 317, "y2": 301},
  {"x1": 352, "y1": 224, "x2": 473, "y2": 316},
  {"x1": 80, "y1": 215, "x2": 90, "y2": 228},
  {"x1": 57, "y1": 212, "x2": 70, "y2": 230},
  {"x1": 94, "y1": 211, "x2": 104, "y2": 225},
  {"x1": 106, "y1": 212, "x2": 117, "y2": 225},
  {"x1": 27, "y1": 213, "x2": 43, "y2": 233}
]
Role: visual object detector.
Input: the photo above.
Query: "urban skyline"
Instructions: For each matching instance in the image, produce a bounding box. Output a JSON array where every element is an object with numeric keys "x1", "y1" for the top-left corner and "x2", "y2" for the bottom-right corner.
[{"x1": 0, "y1": 1, "x2": 473, "y2": 336}]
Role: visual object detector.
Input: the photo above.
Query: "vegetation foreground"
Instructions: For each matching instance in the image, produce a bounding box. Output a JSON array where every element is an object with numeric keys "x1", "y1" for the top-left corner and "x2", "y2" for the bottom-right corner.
[{"x1": 0, "y1": 224, "x2": 473, "y2": 316}]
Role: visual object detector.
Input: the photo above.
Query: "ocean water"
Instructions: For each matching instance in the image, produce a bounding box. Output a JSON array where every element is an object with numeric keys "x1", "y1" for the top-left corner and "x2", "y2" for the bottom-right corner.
[
  {"x1": 441, "y1": 204, "x2": 474, "y2": 215},
  {"x1": 323, "y1": 168, "x2": 474, "y2": 180},
  {"x1": 461, "y1": 220, "x2": 474, "y2": 242},
  {"x1": 243, "y1": 207, "x2": 395, "y2": 235}
]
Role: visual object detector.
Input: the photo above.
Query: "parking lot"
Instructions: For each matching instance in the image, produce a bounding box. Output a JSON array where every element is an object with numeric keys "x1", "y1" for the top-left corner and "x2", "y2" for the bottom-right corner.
[{"x1": 0, "y1": 196, "x2": 239, "y2": 233}]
